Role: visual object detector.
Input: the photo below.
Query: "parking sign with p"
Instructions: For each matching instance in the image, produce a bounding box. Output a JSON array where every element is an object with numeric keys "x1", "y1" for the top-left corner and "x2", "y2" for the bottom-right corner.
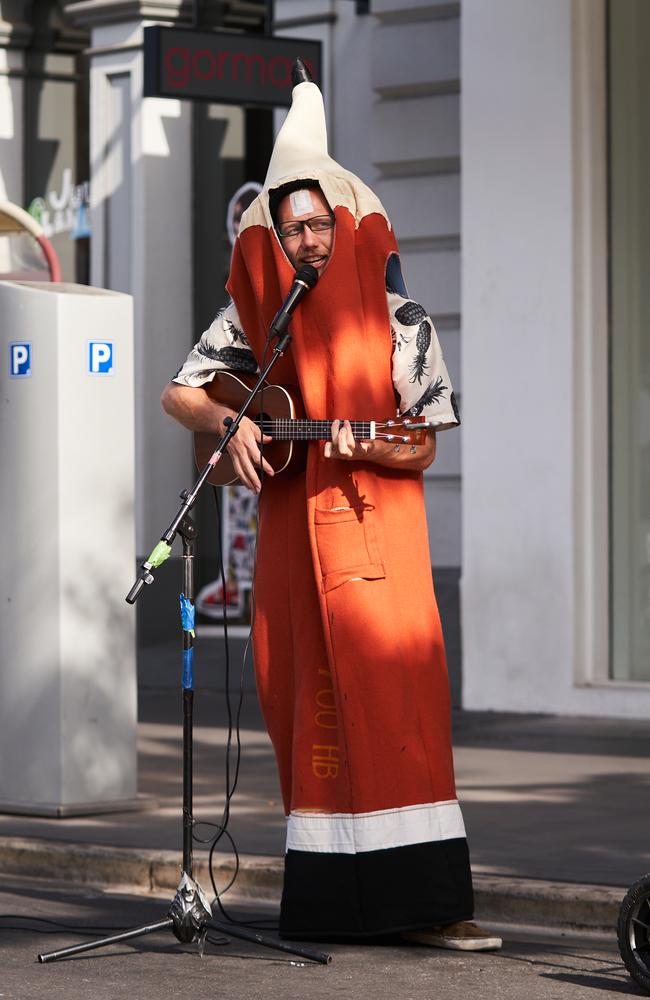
[
  {"x1": 88, "y1": 341, "x2": 114, "y2": 375},
  {"x1": 10, "y1": 342, "x2": 31, "y2": 378}
]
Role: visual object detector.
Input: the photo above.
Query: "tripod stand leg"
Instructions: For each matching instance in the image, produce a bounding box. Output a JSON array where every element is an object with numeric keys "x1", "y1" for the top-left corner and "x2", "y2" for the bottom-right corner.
[
  {"x1": 207, "y1": 919, "x2": 331, "y2": 965},
  {"x1": 38, "y1": 917, "x2": 174, "y2": 963}
]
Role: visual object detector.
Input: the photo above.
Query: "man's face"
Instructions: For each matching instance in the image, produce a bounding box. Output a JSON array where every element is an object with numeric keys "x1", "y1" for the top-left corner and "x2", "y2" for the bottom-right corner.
[{"x1": 276, "y1": 188, "x2": 335, "y2": 273}]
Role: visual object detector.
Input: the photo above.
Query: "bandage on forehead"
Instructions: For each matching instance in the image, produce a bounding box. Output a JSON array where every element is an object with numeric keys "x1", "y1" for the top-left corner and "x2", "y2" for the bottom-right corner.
[{"x1": 289, "y1": 189, "x2": 314, "y2": 217}]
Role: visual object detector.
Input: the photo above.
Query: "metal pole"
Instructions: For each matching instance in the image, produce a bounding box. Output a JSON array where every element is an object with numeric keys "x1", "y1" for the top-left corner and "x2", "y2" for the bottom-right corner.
[
  {"x1": 38, "y1": 919, "x2": 174, "y2": 963},
  {"x1": 180, "y1": 518, "x2": 196, "y2": 876}
]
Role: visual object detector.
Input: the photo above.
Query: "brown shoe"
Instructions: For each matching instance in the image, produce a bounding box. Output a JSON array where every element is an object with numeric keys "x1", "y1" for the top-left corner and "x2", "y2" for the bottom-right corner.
[{"x1": 402, "y1": 920, "x2": 503, "y2": 951}]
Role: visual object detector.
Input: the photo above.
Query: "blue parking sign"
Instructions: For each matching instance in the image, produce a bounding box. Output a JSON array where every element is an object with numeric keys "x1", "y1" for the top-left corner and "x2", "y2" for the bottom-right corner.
[
  {"x1": 88, "y1": 341, "x2": 114, "y2": 375},
  {"x1": 9, "y1": 342, "x2": 31, "y2": 378}
]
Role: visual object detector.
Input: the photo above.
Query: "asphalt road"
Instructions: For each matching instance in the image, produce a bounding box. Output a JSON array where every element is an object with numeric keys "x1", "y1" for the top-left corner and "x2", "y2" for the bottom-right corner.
[{"x1": 0, "y1": 877, "x2": 643, "y2": 1000}]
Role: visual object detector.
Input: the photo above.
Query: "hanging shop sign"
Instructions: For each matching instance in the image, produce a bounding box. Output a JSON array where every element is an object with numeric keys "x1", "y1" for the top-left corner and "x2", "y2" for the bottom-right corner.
[{"x1": 143, "y1": 26, "x2": 321, "y2": 107}]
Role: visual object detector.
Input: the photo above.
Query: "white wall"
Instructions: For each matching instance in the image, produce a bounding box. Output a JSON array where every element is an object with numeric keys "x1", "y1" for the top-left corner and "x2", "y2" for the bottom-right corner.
[{"x1": 461, "y1": 0, "x2": 650, "y2": 717}]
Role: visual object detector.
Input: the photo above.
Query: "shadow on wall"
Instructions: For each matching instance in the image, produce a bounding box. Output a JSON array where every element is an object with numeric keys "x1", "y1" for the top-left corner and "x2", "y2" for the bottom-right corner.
[{"x1": 433, "y1": 566, "x2": 461, "y2": 708}]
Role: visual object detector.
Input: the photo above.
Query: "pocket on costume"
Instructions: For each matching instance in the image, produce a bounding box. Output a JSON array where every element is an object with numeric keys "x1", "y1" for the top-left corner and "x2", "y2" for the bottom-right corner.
[{"x1": 314, "y1": 506, "x2": 386, "y2": 593}]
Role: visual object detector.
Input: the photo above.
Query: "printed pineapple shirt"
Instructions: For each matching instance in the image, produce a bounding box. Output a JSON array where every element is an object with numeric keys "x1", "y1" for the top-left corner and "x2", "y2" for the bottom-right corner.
[{"x1": 172, "y1": 293, "x2": 460, "y2": 432}]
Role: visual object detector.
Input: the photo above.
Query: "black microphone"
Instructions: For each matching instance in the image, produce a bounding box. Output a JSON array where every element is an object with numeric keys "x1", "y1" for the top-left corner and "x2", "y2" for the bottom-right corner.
[{"x1": 270, "y1": 264, "x2": 319, "y2": 338}]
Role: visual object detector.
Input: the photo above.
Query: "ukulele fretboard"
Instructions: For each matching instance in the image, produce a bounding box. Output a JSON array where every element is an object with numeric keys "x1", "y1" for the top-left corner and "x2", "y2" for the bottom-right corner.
[{"x1": 257, "y1": 420, "x2": 375, "y2": 441}]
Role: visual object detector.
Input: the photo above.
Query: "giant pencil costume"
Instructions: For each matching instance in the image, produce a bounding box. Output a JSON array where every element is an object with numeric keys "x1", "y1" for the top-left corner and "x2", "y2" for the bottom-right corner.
[{"x1": 179, "y1": 74, "x2": 473, "y2": 938}]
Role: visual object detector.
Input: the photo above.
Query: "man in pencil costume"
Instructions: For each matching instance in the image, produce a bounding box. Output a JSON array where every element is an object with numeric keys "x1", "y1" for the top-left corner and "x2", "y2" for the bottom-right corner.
[{"x1": 163, "y1": 61, "x2": 500, "y2": 951}]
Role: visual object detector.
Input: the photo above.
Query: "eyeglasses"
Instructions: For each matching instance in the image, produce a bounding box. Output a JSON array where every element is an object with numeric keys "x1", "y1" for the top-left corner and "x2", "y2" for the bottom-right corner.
[{"x1": 276, "y1": 215, "x2": 335, "y2": 239}]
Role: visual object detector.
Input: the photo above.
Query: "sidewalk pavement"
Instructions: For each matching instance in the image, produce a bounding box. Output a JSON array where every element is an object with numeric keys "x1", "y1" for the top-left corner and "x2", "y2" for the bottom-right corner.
[{"x1": 0, "y1": 638, "x2": 648, "y2": 932}]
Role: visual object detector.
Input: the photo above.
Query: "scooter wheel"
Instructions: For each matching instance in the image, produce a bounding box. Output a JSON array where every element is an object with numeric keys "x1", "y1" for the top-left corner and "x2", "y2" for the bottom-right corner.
[{"x1": 618, "y1": 874, "x2": 650, "y2": 994}]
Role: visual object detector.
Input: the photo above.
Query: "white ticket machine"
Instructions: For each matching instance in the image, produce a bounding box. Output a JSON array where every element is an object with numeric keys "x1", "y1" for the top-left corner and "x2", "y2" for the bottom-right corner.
[{"x1": 0, "y1": 281, "x2": 137, "y2": 815}]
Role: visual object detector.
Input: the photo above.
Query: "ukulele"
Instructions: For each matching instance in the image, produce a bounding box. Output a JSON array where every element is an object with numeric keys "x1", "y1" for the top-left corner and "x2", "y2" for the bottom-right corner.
[{"x1": 194, "y1": 371, "x2": 432, "y2": 487}]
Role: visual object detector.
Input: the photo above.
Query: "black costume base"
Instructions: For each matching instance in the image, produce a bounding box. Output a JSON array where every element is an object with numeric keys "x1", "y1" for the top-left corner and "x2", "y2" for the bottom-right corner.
[{"x1": 279, "y1": 838, "x2": 474, "y2": 940}]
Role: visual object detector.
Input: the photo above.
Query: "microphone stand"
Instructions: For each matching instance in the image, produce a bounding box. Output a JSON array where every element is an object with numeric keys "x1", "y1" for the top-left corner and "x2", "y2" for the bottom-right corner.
[{"x1": 38, "y1": 325, "x2": 331, "y2": 967}]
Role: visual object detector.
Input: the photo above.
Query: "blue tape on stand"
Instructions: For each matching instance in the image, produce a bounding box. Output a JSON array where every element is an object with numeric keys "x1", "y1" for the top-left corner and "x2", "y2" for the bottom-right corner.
[
  {"x1": 179, "y1": 594, "x2": 195, "y2": 635},
  {"x1": 182, "y1": 647, "x2": 194, "y2": 690}
]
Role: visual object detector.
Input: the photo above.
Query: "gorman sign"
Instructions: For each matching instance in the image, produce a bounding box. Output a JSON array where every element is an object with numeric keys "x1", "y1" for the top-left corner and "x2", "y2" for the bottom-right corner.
[{"x1": 143, "y1": 27, "x2": 322, "y2": 108}]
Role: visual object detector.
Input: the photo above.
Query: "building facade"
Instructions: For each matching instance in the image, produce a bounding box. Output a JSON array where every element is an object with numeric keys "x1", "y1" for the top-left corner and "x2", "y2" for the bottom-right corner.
[
  {"x1": 462, "y1": 0, "x2": 650, "y2": 717},
  {"x1": 1, "y1": 0, "x2": 647, "y2": 716}
]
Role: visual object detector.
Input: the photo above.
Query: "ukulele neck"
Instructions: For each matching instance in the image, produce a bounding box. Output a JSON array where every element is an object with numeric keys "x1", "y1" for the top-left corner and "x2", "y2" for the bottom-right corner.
[{"x1": 258, "y1": 420, "x2": 375, "y2": 441}]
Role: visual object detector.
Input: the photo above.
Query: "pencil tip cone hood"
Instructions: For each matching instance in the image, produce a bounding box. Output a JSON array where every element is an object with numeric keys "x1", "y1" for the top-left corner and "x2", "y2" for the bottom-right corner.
[{"x1": 264, "y1": 80, "x2": 335, "y2": 190}]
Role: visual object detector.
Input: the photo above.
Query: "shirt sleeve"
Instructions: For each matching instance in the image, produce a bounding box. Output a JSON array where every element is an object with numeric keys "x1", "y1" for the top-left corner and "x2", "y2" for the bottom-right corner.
[
  {"x1": 388, "y1": 291, "x2": 460, "y2": 430},
  {"x1": 171, "y1": 300, "x2": 259, "y2": 387}
]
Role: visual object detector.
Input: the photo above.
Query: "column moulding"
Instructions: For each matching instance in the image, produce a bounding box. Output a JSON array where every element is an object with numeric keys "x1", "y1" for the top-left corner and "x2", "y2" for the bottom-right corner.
[
  {"x1": 571, "y1": 0, "x2": 609, "y2": 687},
  {"x1": 65, "y1": 0, "x2": 192, "y2": 30}
]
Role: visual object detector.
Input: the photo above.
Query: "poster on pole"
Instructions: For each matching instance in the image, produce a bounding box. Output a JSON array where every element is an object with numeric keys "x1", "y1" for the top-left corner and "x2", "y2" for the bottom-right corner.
[{"x1": 226, "y1": 182, "x2": 262, "y2": 247}]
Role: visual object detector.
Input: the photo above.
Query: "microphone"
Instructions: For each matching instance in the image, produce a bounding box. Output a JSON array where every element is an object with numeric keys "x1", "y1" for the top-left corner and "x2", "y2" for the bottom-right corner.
[{"x1": 270, "y1": 264, "x2": 319, "y2": 338}]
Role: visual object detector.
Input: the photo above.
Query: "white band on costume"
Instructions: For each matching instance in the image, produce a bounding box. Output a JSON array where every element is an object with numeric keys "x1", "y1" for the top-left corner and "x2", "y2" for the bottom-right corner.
[{"x1": 285, "y1": 799, "x2": 466, "y2": 854}]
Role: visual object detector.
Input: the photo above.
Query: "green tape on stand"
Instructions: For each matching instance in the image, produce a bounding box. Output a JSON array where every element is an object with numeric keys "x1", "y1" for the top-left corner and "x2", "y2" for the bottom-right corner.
[{"x1": 147, "y1": 540, "x2": 172, "y2": 568}]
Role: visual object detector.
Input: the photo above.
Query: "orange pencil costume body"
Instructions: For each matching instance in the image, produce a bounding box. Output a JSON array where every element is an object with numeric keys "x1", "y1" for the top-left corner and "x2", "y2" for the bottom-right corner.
[
  {"x1": 176, "y1": 76, "x2": 473, "y2": 938},
  {"x1": 228, "y1": 80, "x2": 472, "y2": 939}
]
